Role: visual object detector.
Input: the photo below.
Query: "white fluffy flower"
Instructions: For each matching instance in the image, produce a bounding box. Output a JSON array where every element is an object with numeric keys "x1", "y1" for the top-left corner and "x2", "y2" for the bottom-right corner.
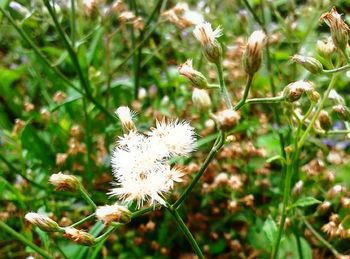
[
  {"x1": 193, "y1": 22, "x2": 222, "y2": 46},
  {"x1": 109, "y1": 119, "x2": 195, "y2": 207}
]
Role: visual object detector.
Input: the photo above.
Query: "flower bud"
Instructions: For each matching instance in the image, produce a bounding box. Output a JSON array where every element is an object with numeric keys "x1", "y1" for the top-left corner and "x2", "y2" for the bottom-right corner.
[
  {"x1": 329, "y1": 89, "x2": 345, "y2": 104},
  {"x1": 192, "y1": 88, "x2": 211, "y2": 110},
  {"x1": 283, "y1": 80, "x2": 314, "y2": 102},
  {"x1": 178, "y1": 60, "x2": 208, "y2": 89},
  {"x1": 291, "y1": 54, "x2": 323, "y2": 74},
  {"x1": 25, "y1": 212, "x2": 60, "y2": 232},
  {"x1": 215, "y1": 109, "x2": 240, "y2": 130},
  {"x1": 96, "y1": 204, "x2": 132, "y2": 225},
  {"x1": 317, "y1": 37, "x2": 335, "y2": 58},
  {"x1": 49, "y1": 172, "x2": 80, "y2": 191},
  {"x1": 64, "y1": 227, "x2": 96, "y2": 246},
  {"x1": 193, "y1": 22, "x2": 223, "y2": 64},
  {"x1": 321, "y1": 7, "x2": 350, "y2": 51},
  {"x1": 319, "y1": 110, "x2": 332, "y2": 131},
  {"x1": 333, "y1": 104, "x2": 350, "y2": 122},
  {"x1": 115, "y1": 106, "x2": 136, "y2": 133},
  {"x1": 243, "y1": 30, "x2": 266, "y2": 75},
  {"x1": 307, "y1": 90, "x2": 320, "y2": 102}
]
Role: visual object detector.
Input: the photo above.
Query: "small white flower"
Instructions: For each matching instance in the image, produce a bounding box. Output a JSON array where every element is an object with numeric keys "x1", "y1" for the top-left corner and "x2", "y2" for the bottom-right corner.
[
  {"x1": 115, "y1": 106, "x2": 135, "y2": 132},
  {"x1": 193, "y1": 22, "x2": 222, "y2": 47}
]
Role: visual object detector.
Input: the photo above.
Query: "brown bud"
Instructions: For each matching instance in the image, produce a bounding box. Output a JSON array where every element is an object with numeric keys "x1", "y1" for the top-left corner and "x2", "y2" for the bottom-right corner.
[{"x1": 319, "y1": 110, "x2": 332, "y2": 131}]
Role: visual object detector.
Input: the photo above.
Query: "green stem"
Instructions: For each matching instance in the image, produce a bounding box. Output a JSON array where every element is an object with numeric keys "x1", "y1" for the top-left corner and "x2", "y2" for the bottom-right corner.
[
  {"x1": 82, "y1": 97, "x2": 93, "y2": 187},
  {"x1": 234, "y1": 74, "x2": 253, "y2": 111},
  {"x1": 245, "y1": 95, "x2": 285, "y2": 105},
  {"x1": 298, "y1": 73, "x2": 339, "y2": 149},
  {"x1": 70, "y1": 213, "x2": 96, "y2": 228},
  {"x1": 79, "y1": 186, "x2": 97, "y2": 209},
  {"x1": 0, "y1": 221, "x2": 51, "y2": 259},
  {"x1": 95, "y1": 223, "x2": 122, "y2": 243},
  {"x1": 173, "y1": 131, "x2": 225, "y2": 209},
  {"x1": 303, "y1": 218, "x2": 340, "y2": 257},
  {"x1": 323, "y1": 64, "x2": 350, "y2": 74},
  {"x1": 70, "y1": 0, "x2": 76, "y2": 46},
  {"x1": 167, "y1": 207, "x2": 204, "y2": 259},
  {"x1": 215, "y1": 62, "x2": 233, "y2": 109}
]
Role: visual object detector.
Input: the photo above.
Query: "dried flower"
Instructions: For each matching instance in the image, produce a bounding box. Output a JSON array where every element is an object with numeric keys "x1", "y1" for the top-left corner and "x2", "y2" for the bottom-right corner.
[
  {"x1": 215, "y1": 109, "x2": 240, "y2": 130},
  {"x1": 192, "y1": 88, "x2": 211, "y2": 110},
  {"x1": 333, "y1": 104, "x2": 350, "y2": 122},
  {"x1": 110, "y1": 118, "x2": 195, "y2": 207},
  {"x1": 283, "y1": 80, "x2": 314, "y2": 102},
  {"x1": 96, "y1": 203, "x2": 132, "y2": 224},
  {"x1": 321, "y1": 221, "x2": 337, "y2": 237},
  {"x1": 341, "y1": 197, "x2": 350, "y2": 209},
  {"x1": 319, "y1": 110, "x2": 332, "y2": 131},
  {"x1": 56, "y1": 153, "x2": 68, "y2": 166},
  {"x1": 243, "y1": 30, "x2": 266, "y2": 75},
  {"x1": 53, "y1": 91, "x2": 66, "y2": 103},
  {"x1": 161, "y1": 3, "x2": 203, "y2": 29},
  {"x1": 292, "y1": 180, "x2": 303, "y2": 195},
  {"x1": 193, "y1": 22, "x2": 222, "y2": 63},
  {"x1": 25, "y1": 212, "x2": 60, "y2": 232},
  {"x1": 178, "y1": 59, "x2": 208, "y2": 89},
  {"x1": 317, "y1": 200, "x2": 331, "y2": 213},
  {"x1": 49, "y1": 172, "x2": 80, "y2": 191},
  {"x1": 321, "y1": 7, "x2": 349, "y2": 51},
  {"x1": 64, "y1": 227, "x2": 96, "y2": 246},
  {"x1": 115, "y1": 106, "x2": 136, "y2": 133},
  {"x1": 291, "y1": 54, "x2": 323, "y2": 74}
]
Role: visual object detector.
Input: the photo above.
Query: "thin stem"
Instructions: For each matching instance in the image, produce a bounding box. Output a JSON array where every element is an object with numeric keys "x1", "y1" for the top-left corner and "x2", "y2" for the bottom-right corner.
[
  {"x1": 215, "y1": 62, "x2": 233, "y2": 109},
  {"x1": 167, "y1": 207, "x2": 204, "y2": 259},
  {"x1": 298, "y1": 73, "x2": 339, "y2": 149},
  {"x1": 303, "y1": 218, "x2": 340, "y2": 257},
  {"x1": 244, "y1": 95, "x2": 285, "y2": 105},
  {"x1": 70, "y1": 0, "x2": 76, "y2": 46},
  {"x1": 0, "y1": 221, "x2": 51, "y2": 259},
  {"x1": 242, "y1": 0, "x2": 264, "y2": 27},
  {"x1": 95, "y1": 223, "x2": 122, "y2": 243},
  {"x1": 233, "y1": 74, "x2": 253, "y2": 111},
  {"x1": 70, "y1": 213, "x2": 96, "y2": 228},
  {"x1": 173, "y1": 131, "x2": 225, "y2": 209},
  {"x1": 82, "y1": 97, "x2": 93, "y2": 187},
  {"x1": 79, "y1": 186, "x2": 97, "y2": 209},
  {"x1": 323, "y1": 64, "x2": 350, "y2": 74}
]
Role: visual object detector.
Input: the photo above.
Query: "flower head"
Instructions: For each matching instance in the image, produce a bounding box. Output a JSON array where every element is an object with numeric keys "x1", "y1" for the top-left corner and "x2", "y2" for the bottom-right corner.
[
  {"x1": 110, "y1": 117, "x2": 196, "y2": 207},
  {"x1": 291, "y1": 54, "x2": 323, "y2": 74},
  {"x1": 25, "y1": 212, "x2": 60, "y2": 232},
  {"x1": 115, "y1": 106, "x2": 136, "y2": 133},
  {"x1": 192, "y1": 88, "x2": 211, "y2": 110},
  {"x1": 64, "y1": 227, "x2": 96, "y2": 246},
  {"x1": 96, "y1": 203, "x2": 131, "y2": 224},
  {"x1": 49, "y1": 172, "x2": 80, "y2": 191},
  {"x1": 243, "y1": 30, "x2": 266, "y2": 75},
  {"x1": 178, "y1": 59, "x2": 208, "y2": 88},
  {"x1": 193, "y1": 22, "x2": 222, "y2": 63},
  {"x1": 321, "y1": 7, "x2": 349, "y2": 50}
]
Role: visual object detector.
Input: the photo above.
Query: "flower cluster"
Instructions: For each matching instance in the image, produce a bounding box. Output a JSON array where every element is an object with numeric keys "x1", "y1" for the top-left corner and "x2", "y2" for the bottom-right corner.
[{"x1": 109, "y1": 107, "x2": 196, "y2": 208}]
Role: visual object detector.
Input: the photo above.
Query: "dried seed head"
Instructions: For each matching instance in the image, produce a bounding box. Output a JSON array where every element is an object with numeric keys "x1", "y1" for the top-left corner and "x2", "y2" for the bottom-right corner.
[
  {"x1": 317, "y1": 200, "x2": 331, "y2": 213},
  {"x1": 192, "y1": 88, "x2": 211, "y2": 111},
  {"x1": 64, "y1": 227, "x2": 96, "y2": 246},
  {"x1": 333, "y1": 104, "x2": 350, "y2": 122},
  {"x1": 25, "y1": 212, "x2": 60, "y2": 232},
  {"x1": 115, "y1": 106, "x2": 136, "y2": 133},
  {"x1": 341, "y1": 197, "x2": 350, "y2": 209},
  {"x1": 96, "y1": 203, "x2": 132, "y2": 224},
  {"x1": 49, "y1": 172, "x2": 80, "y2": 192},
  {"x1": 56, "y1": 153, "x2": 68, "y2": 166},
  {"x1": 321, "y1": 221, "x2": 337, "y2": 237},
  {"x1": 291, "y1": 54, "x2": 323, "y2": 74},
  {"x1": 193, "y1": 22, "x2": 223, "y2": 64},
  {"x1": 243, "y1": 30, "x2": 266, "y2": 75},
  {"x1": 178, "y1": 59, "x2": 208, "y2": 89},
  {"x1": 292, "y1": 180, "x2": 303, "y2": 195},
  {"x1": 216, "y1": 109, "x2": 240, "y2": 130},
  {"x1": 319, "y1": 110, "x2": 332, "y2": 131},
  {"x1": 321, "y1": 7, "x2": 349, "y2": 51},
  {"x1": 307, "y1": 90, "x2": 320, "y2": 102},
  {"x1": 53, "y1": 91, "x2": 66, "y2": 103},
  {"x1": 330, "y1": 213, "x2": 339, "y2": 223},
  {"x1": 317, "y1": 37, "x2": 336, "y2": 57}
]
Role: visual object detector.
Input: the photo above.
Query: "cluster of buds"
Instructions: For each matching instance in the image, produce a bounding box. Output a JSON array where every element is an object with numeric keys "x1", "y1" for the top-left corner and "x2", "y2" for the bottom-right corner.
[
  {"x1": 193, "y1": 22, "x2": 223, "y2": 64},
  {"x1": 96, "y1": 203, "x2": 132, "y2": 225},
  {"x1": 321, "y1": 7, "x2": 349, "y2": 51},
  {"x1": 283, "y1": 80, "x2": 319, "y2": 103},
  {"x1": 178, "y1": 59, "x2": 209, "y2": 89},
  {"x1": 291, "y1": 54, "x2": 323, "y2": 74},
  {"x1": 242, "y1": 30, "x2": 266, "y2": 75}
]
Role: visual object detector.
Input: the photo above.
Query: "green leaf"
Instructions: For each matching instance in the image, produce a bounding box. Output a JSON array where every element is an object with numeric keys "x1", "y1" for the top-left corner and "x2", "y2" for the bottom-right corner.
[
  {"x1": 288, "y1": 197, "x2": 321, "y2": 210},
  {"x1": 262, "y1": 216, "x2": 277, "y2": 246}
]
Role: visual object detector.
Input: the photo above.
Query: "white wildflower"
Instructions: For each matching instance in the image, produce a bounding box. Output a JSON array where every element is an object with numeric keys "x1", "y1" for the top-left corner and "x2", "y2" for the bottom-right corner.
[{"x1": 193, "y1": 22, "x2": 222, "y2": 46}]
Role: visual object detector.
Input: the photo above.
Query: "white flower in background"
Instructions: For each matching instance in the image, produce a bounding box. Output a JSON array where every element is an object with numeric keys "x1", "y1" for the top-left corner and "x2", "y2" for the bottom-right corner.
[
  {"x1": 110, "y1": 110, "x2": 196, "y2": 208},
  {"x1": 193, "y1": 22, "x2": 222, "y2": 47}
]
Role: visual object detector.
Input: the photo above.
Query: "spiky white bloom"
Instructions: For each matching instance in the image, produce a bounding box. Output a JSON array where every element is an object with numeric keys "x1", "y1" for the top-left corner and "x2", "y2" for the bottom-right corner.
[
  {"x1": 110, "y1": 120, "x2": 195, "y2": 207},
  {"x1": 193, "y1": 22, "x2": 222, "y2": 47},
  {"x1": 148, "y1": 120, "x2": 196, "y2": 157}
]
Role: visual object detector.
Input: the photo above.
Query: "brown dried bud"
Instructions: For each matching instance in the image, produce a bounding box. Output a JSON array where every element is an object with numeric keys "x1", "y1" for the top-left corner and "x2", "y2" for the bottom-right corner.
[
  {"x1": 321, "y1": 7, "x2": 350, "y2": 51},
  {"x1": 243, "y1": 30, "x2": 266, "y2": 75},
  {"x1": 216, "y1": 109, "x2": 240, "y2": 130},
  {"x1": 178, "y1": 59, "x2": 208, "y2": 89},
  {"x1": 319, "y1": 110, "x2": 332, "y2": 131},
  {"x1": 49, "y1": 172, "x2": 80, "y2": 192},
  {"x1": 291, "y1": 54, "x2": 323, "y2": 74},
  {"x1": 96, "y1": 204, "x2": 132, "y2": 224},
  {"x1": 283, "y1": 80, "x2": 314, "y2": 102},
  {"x1": 64, "y1": 227, "x2": 96, "y2": 246},
  {"x1": 333, "y1": 104, "x2": 350, "y2": 122},
  {"x1": 25, "y1": 212, "x2": 60, "y2": 232}
]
